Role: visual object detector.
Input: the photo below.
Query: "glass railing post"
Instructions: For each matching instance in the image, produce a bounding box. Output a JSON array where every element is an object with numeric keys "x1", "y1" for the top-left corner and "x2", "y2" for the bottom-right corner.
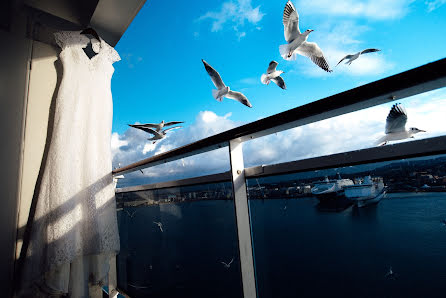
[
  {"x1": 108, "y1": 256, "x2": 118, "y2": 297},
  {"x1": 229, "y1": 139, "x2": 257, "y2": 298}
]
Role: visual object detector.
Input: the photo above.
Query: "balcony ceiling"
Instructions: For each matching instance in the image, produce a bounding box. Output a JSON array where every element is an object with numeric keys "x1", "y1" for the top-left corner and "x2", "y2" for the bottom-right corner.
[{"x1": 23, "y1": 0, "x2": 146, "y2": 46}]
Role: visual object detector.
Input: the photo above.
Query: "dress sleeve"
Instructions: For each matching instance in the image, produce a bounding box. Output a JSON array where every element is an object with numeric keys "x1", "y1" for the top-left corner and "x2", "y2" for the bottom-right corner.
[
  {"x1": 109, "y1": 47, "x2": 121, "y2": 63},
  {"x1": 54, "y1": 31, "x2": 90, "y2": 50},
  {"x1": 101, "y1": 40, "x2": 121, "y2": 63}
]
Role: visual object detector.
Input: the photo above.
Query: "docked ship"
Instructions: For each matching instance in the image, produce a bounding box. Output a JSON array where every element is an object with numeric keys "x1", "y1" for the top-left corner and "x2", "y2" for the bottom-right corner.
[
  {"x1": 311, "y1": 174, "x2": 354, "y2": 201},
  {"x1": 344, "y1": 176, "x2": 386, "y2": 208}
]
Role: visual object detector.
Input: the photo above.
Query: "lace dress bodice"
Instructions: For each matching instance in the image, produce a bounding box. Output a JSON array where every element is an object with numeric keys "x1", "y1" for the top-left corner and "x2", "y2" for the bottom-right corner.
[{"x1": 20, "y1": 30, "x2": 121, "y2": 294}]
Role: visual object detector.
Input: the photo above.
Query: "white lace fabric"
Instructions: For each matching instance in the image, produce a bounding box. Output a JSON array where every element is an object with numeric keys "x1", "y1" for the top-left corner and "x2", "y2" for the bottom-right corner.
[{"x1": 20, "y1": 31, "x2": 121, "y2": 294}]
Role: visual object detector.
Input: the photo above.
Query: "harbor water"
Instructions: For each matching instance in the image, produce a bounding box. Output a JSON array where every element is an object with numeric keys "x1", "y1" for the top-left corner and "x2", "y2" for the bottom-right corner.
[
  {"x1": 117, "y1": 192, "x2": 446, "y2": 297},
  {"x1": 250, "y1": 192, "x2": 446, "y2": 298}
]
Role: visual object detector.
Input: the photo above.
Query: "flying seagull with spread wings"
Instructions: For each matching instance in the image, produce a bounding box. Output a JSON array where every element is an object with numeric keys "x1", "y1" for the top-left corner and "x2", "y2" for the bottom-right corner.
[
  {"x1": 261, "y1": 61, "x2": 286, "y2": 89},
  {"x1": 385, "y1": 266, "x2": 397, "y2": 280},
  {"x1": 129, "y1": 120, "x2": 183, "y2": 132},
  {"x1": 337, "y1": 48, "x2": 381, "y2": 66},
  {"x1": 153, "y1": 221, "x2": 163, "y2": 232},
  {"x1": 279, "y1": 0, "x2": 332, "y2": 72},
  {"x1": 376, "y1": 103, "x2": 425, "y2": 146},
  {"x1": 129, "y1": 125, "x2": 182, "y2": 144},
  {"x1": 202, "y1": 59, "x2": 253, "y2": 108},
  {"x1": 220, "y1": 257, "x2": 234, "y2": 269}
]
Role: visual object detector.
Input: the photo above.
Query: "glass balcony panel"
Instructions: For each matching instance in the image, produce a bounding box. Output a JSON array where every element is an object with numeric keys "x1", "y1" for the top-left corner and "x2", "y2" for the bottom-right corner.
[
  {"x1": 242, "y1": 88, "x2": 446, "y2": 168},
  {"x1": 247, "y1": 154, "x2": 446, "y2": 298},
  {"x1": 115, "y1": 148, "x2": 230, "y2": 188},
  {"x1": 116, "y1": 182, "x2": 242, "y2": 298}
]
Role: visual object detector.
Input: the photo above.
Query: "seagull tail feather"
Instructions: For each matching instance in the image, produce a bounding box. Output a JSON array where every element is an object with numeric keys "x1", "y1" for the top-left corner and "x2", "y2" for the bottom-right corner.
[
  {"x1": 279, "y1": 44, "x2": 295, "y2": 61},
  {"x1": 212, "y1": 89, "x2": 223, "y2": 102},
  {"x1": 261, "y1": 74, "x2": 269, "y2": 85},
  {"x1": 375, "y1": 136, "x2": 387, "y2": 146}
]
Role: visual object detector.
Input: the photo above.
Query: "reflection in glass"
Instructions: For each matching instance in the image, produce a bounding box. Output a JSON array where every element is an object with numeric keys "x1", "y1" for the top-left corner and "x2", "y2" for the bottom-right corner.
[
  {"x1": 116, "y1": 182, "x2": 243, "y2": 298},
  {"x1": 248, "y1": 155, "x2": 446, "y2": 298}
]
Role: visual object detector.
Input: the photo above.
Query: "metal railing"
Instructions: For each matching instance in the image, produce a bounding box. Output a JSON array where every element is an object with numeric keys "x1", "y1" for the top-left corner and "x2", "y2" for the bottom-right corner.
[{"x1": 113, "y1": 58, "x2": 446, "y2": 298}]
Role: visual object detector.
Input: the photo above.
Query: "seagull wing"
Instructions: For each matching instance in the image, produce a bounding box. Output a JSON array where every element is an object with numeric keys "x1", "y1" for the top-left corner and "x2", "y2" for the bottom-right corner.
[
  {"x1": 202, "y1": 59, "x2": 226, "y2": 89},
  {"x1": 296, "y1": 42, "x2": 332, "y2": 72},
  {"x1": 267, "y1": 61, "x2": 278, "y2": 74},
  {"x1": 360, "y1": 48, "x2": 380, "y2": 55},
  {"x1": 143, "y1": 127, "x2": 164, "y2": 137},
  {"x1": 385, "y1": 104, "x2": 408, "y2": 134},
  {"x1": 228, "y1": 258, "x2": 234, "y2": 266},
  {"x1": 130, "y1": 125, "x2": 159, "y2": 135},
  {"x1": 336, "y1": 54, "x2": 353, "y2": 66},
  {"x1": 163, "y1": 126, "x2": 182, "y2": 133},
  {"x1": 226, "y1": 91, "x2": 253, "y2": 108},
  {"x1": 164, "y1": 121, "x2": 184, "y2": 126},
  {"x1": 128, "y1": 283, "x2": 149, "y2": 289},
  {"x1": 283, "y1": 0, "x2": 300, "y2": 43},
  {"x1": 129, "y1": 123, "x2": 158, "y2": 129},
  {"x1": 271, "y1": 76, "x2": 286, "y2": 89}
]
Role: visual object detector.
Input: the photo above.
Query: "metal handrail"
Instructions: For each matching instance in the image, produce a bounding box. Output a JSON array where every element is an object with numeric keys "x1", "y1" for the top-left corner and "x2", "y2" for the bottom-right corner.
[
  {"x1": 116, "y1": 171, "x2": 231, "y2": 193},
  {"x1": 116, "y1": 135, "x2": 446, "y2": 194},
  {"x1": 113, "y1": 58, "x2": 446, "y2": 176}
]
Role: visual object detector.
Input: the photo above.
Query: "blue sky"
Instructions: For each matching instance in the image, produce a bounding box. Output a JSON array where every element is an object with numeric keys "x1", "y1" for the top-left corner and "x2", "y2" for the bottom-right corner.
[{"x1": 111, "y1": 0, "x2": 446, "y2": 185}]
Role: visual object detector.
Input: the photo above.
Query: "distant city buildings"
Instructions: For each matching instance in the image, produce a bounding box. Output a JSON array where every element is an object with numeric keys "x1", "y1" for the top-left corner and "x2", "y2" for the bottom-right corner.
[{"x1": 116, "y1": 157, "x2": 446, "y2": 205}]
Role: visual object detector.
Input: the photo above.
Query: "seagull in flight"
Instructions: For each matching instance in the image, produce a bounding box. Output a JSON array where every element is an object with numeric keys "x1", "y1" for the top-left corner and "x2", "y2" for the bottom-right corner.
[
  {"x1": 376, "y1": 103, "x2": 425, "y2": 146},
  {"x1": 125, "y1": 209, "x2": 137, "y2": 218},
  {"x1": 279, "y1": 0, "x2": 331, "y2": 72},
  {"x1": 153, "y1": 221, "x2": 163, "y2": 232},
  {"x1": 129, "y1": 125, "x2": 182, "y2": 144},
  {"x1": 261, "y1": 61, "x2": 286, "y2": 89},
  {"x1": 337, "y1": 49, "x2": 381, "y2": 66},
  {"x1": 129, "y1": 120, "x2": 183, "y2": 132},
  {"x1": 441, "y1": 219, "x2": 446, "y2": 226},
  {"x1": 128, "y1": 283, "x2": 149, "y2": 289},
  {"x1": 202, "y1": 59, "x2": 253, "y2": 108},
  {"x1": 220, "y1": 257, "x2": 234, "y2": 269},
  {"x1": 385, "y1": 266, "x2": 397, "y2": 280}
]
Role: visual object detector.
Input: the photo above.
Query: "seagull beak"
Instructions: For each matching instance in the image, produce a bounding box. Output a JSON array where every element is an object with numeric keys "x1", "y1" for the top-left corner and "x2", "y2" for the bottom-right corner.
[{"x1": 419, "y1": 129, "x2": 426, "y2": 132}]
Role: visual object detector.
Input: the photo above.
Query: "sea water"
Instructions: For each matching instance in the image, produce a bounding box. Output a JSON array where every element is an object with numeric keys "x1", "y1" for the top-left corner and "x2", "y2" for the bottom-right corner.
[{"x1": 117, "y1": 192, "x2": 446, "y2": 298}]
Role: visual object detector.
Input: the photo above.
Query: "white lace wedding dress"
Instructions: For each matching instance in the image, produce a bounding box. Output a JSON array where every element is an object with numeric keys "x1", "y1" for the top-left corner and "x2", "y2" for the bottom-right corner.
[{"x1": 20, "y1": 31, "x2": 120, "y2": 296}]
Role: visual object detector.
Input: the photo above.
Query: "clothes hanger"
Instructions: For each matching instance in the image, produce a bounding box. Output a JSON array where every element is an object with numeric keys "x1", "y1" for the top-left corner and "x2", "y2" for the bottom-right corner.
[{"x1": 80, "y1": 27, "x2": 100, "y2": 41}]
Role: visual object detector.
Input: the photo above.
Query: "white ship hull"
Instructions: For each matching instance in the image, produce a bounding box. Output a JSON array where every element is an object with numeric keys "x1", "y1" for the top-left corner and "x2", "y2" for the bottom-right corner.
[
  {"x1": 311, "y1": 178, "x2": 354, "y2": 201},
  {"x1": 344, "y1": 176, "x2": 386, "y2": 208},
  {"x1": 355, "y1": 190, "x2": 386, "y2": 207}
]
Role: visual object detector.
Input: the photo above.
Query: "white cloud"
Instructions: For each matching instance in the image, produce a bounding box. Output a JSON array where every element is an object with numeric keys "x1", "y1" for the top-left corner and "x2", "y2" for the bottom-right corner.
[
  {"x1": 291, "y1": 21, "x2": 393, "y2": 77},
  {"x1": 305, "y1": 46, "x2": 393, "y2": 77},
  {"x1": 112, "y1": 111, "x2": 240, "y2": 184},
  {"x1": 237, "y1": 31, "x2": 247, "y2": 40},
  {"x1": 121, "y1": 53, "x2": 143, "y2": 69},
  {"x1": 111, "y1": 132, "x2": 128, "y2": 158},
  {"x1": 198, "y1": 0, "x2": 264, "y2": 37},
  {"x1": 425, "y1": 0, "x2": 446, "y2": 11},
  {"x1": 244, "y1": 95, "x2": 446, "y2": 166},
  {"x1": 112, "y1": 93, "x2": 446, "y2": 186},
  {"x1": 238, "y1": 77, "x2": 259, "y2": 85},
  {"x1": 297, "y1": 0, "x2": 412, "y2": 19},
  {"x1": 286, "y1": 1, "x2": 410, "y2": 76}
]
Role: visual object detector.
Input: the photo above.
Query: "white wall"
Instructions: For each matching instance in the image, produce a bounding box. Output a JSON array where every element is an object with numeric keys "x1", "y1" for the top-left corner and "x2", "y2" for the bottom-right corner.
[{"x1": 16, "y1": 40, "x2": 59, "y2": 259}]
